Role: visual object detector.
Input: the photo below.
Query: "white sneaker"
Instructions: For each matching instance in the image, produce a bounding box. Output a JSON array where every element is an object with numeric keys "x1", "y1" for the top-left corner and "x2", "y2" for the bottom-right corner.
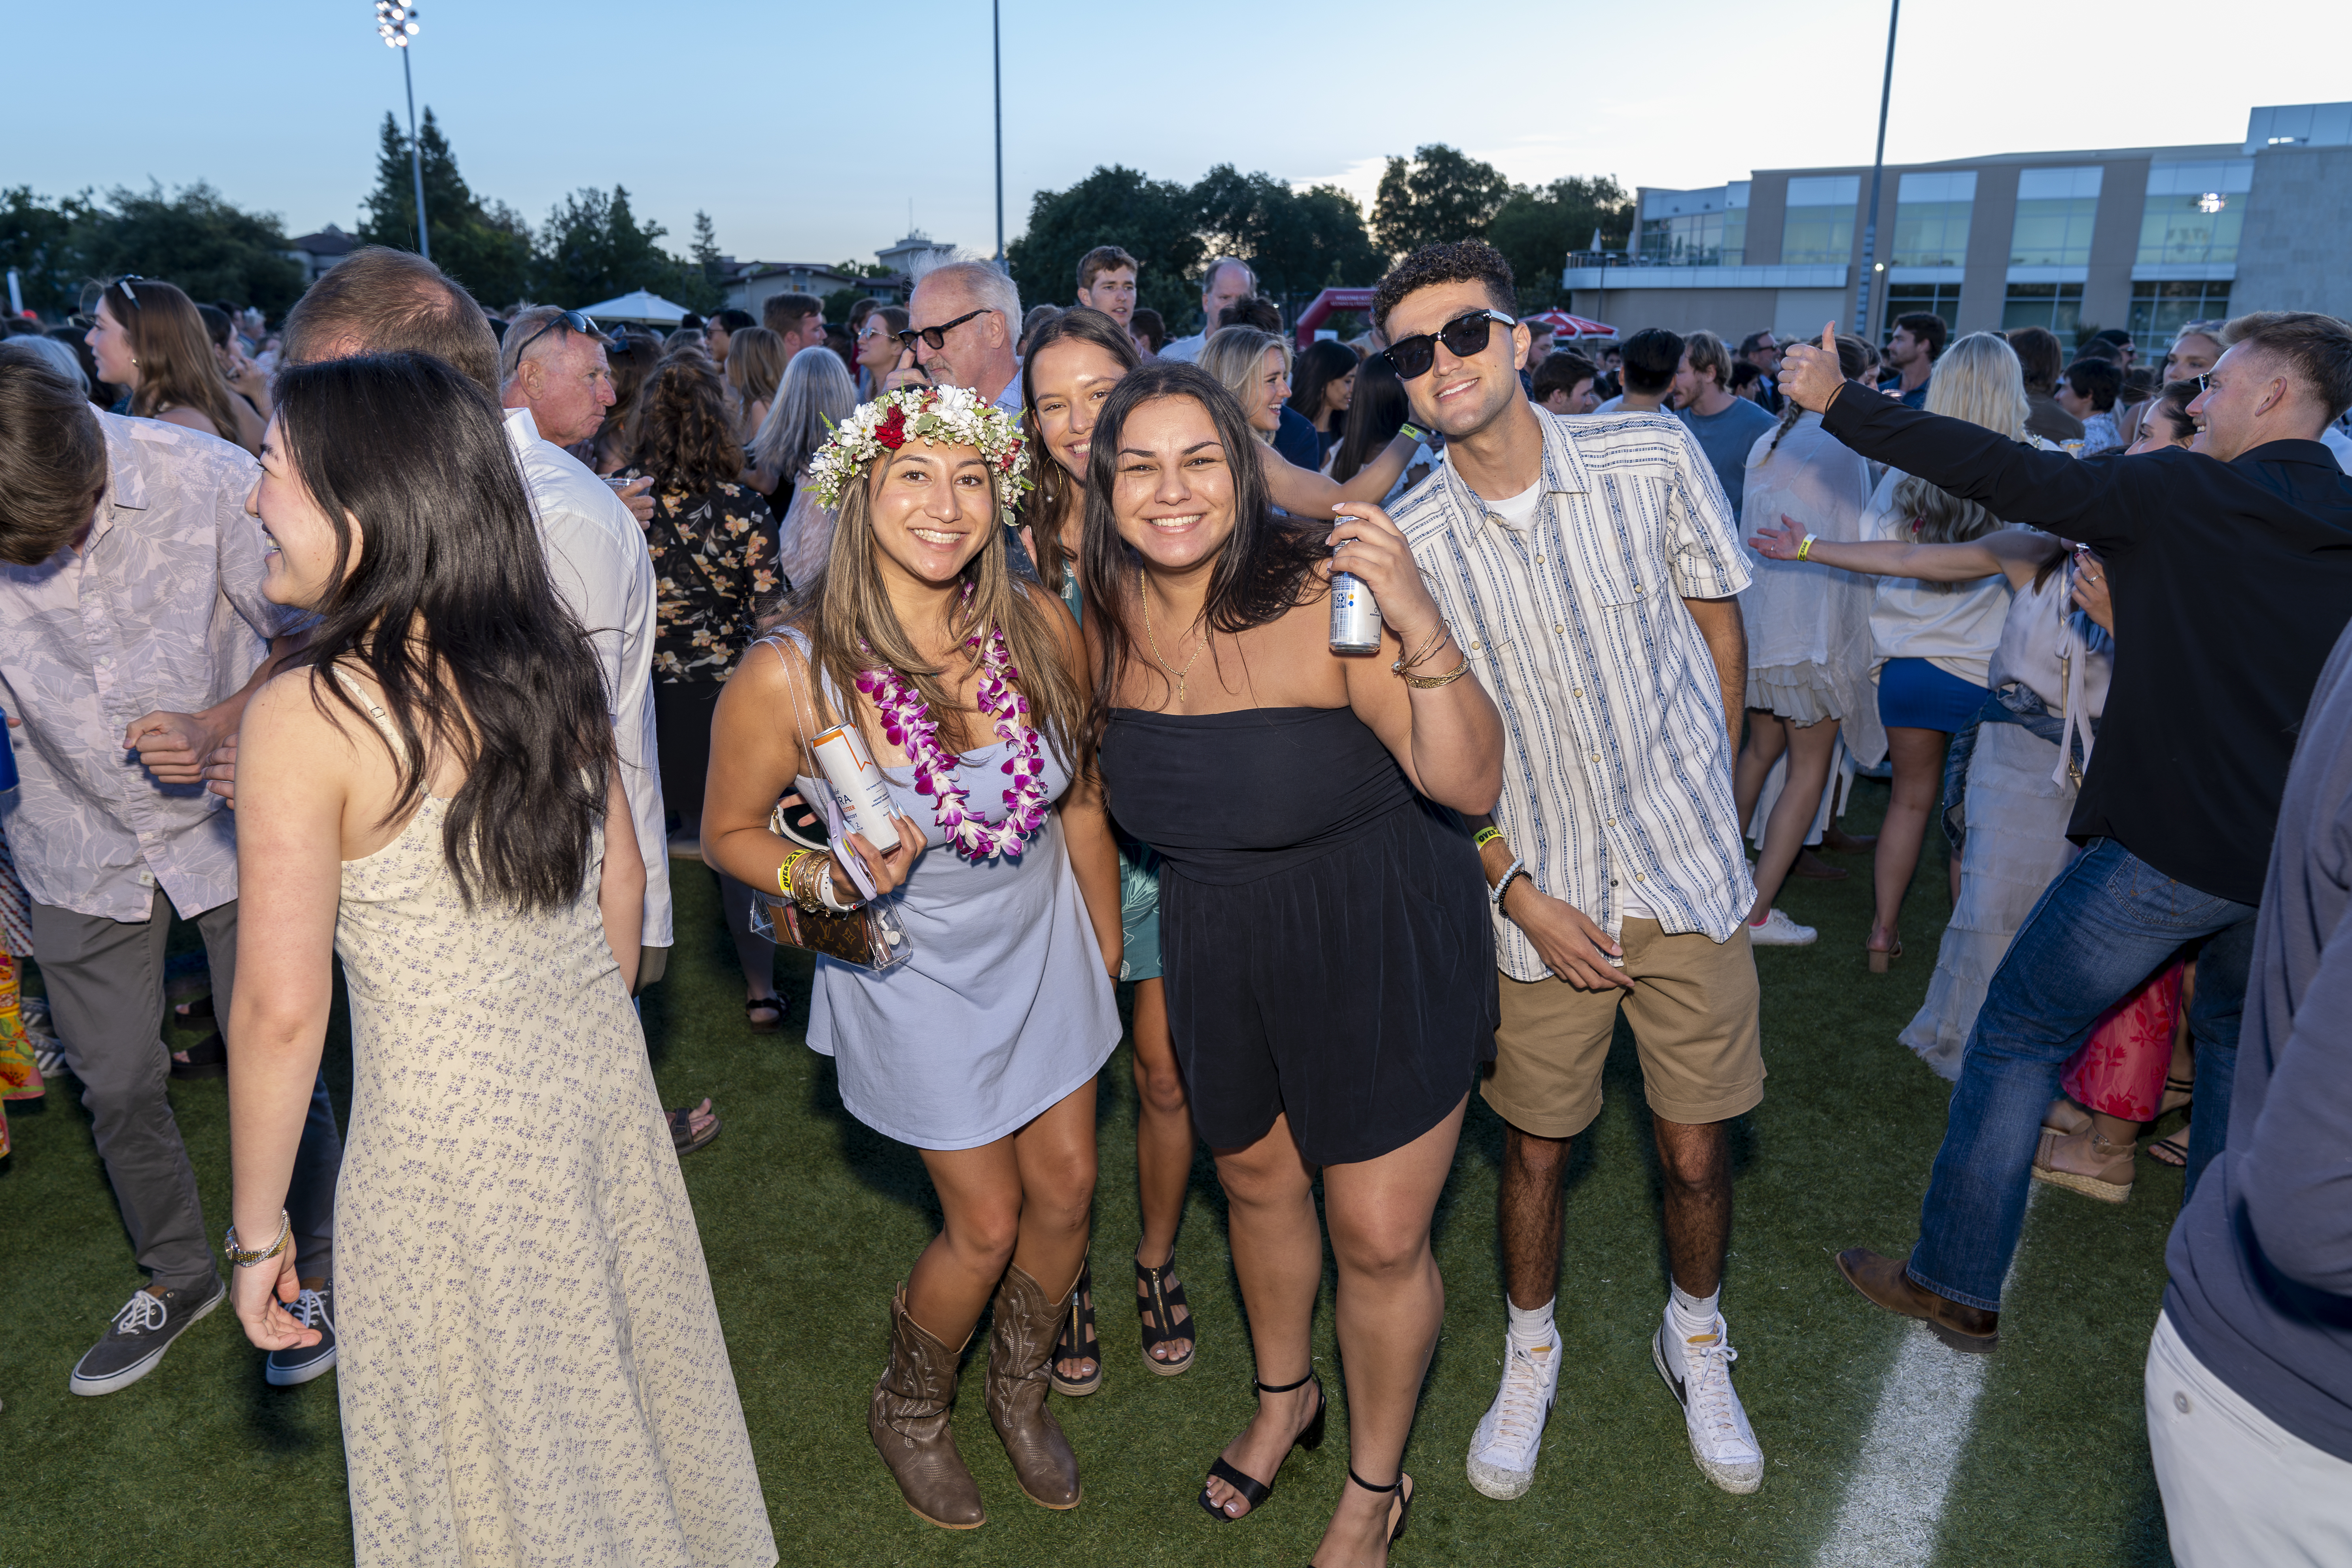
[
  {"x1": 1466, "y1": 1332, "x2": 1561, "y2": 1500},
  {"x1": 1746, "y1": 908, "x2": 1817, "y2": 947},
  {"x1": 1652, "y1": 1311, "x2": 1763, "y2": 1494}
]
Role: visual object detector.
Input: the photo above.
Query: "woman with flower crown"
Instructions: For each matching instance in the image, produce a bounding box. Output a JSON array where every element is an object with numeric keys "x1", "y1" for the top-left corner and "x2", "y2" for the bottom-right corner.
[{"x1": 703, "y1": 383, "x2": 1124, "y2": 1530}]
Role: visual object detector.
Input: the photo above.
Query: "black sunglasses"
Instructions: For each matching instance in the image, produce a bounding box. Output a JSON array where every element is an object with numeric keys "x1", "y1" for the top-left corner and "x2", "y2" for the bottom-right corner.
[
  {"x1": 510, "y1": 308, "x2": 601, "y2": 362},
  {"x1": 1383, "y1": 308, "x2": 1518, "y2": 380},
  {"x1": 897, "y1": 308, "x2": 990, "y2": 352}
]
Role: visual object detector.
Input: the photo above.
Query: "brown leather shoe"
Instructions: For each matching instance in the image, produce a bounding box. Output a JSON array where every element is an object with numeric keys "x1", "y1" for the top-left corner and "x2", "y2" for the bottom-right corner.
[
  {"x1": 869, "y1": 1290, "x2": 986, "y2": 1529},
  {"x1": 1788, "y1": 848, "x2": 1850, "y2": 880},
  {"x1": 1822, "y1": 825, "x2": 1877, "y2": 855},
  {"x1": 1835, "y1": 1248, "x2": 1999, "y2": 1353},
  {"x1": 985, "y1": 1265, "x2": 1083, "y2": 1509}
]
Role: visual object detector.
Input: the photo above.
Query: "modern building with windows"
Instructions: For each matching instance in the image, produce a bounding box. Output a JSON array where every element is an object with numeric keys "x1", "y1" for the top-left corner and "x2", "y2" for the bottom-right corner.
[{"x1": 1565, "y1": 101, "x2": 2352, "y2": 348}]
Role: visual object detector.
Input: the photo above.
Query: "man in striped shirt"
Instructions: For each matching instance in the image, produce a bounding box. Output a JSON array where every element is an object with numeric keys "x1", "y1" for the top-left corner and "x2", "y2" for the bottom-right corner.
[{"x1": 1376, "y1": 243, "x2": 1768, "y2": 1499}]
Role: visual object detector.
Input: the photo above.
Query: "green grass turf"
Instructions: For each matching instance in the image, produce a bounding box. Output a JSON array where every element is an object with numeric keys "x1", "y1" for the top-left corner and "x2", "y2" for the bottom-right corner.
[{"x1": 1, "y1": 777, "x2": 2180, "y2": 1566}]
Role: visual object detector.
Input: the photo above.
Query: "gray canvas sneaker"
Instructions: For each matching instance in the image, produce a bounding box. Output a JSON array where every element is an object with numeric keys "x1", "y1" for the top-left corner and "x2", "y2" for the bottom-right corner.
[{"x1": 70, "y1": 1277, "x2": 225, "y2": 1396}]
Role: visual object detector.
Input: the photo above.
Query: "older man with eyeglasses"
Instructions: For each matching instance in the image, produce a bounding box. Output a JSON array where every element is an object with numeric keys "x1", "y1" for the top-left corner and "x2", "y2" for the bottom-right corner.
[{"x1": 884, "y1": 260, "x2": 1024, "y2": 415}]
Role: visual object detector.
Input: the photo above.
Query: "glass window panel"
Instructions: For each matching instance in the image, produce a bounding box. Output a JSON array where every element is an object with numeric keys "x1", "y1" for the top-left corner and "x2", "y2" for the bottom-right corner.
[
  {"x1": 2136, "y1": 191, "x2": 2245, "y2": 265},
  {"x1": 1782, "y1": 210, "x2": 1854, "y2": 265},
  {"x1": 1896, "y1": 170, "x2": 1978, "y2": 204},
  {"x1": 2128, "y1": 281, "x2": 2233, "y2": 342},
  {"x1": 1883, "y1": 282, "x2": 1962, "y2": 336},
  {"x1": 1891, "y1": 200, "x2": 1973, "y2": 266},
  {"x1": 2011, "y1": 197, "x2": 2100, "y2": 265},
  {"x1": 1786, "y1": 175, "x2": 1861, "y2": 208},
  {"x1": 2001, "y1": 282, "x2": 2085, "y2": 344},
  {"x1": 2016, "y1": 166, "x2": 2103, "y2": 201}
]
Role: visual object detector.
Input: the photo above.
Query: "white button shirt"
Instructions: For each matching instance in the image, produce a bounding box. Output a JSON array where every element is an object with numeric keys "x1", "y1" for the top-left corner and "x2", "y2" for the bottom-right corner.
[
  {"x1": 503, "y1": 409, "x2": 672, "y2": 950},
  {"x1": 1392, "y1": 407, "x2": 1756, "y2": 980}
]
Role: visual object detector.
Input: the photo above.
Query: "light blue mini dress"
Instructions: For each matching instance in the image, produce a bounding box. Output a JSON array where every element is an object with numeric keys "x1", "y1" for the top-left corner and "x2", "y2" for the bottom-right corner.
[{"x1": 799, "y1": 659, "x2": 1120, "y2": 1151}]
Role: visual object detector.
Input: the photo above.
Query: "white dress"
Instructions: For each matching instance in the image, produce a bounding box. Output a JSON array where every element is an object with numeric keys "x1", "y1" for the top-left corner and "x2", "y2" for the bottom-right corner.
[
  {"x1": 1898, "y1": 564, "x2": 2112, "y2": 1077},
  {"x1": 1735, "y1": 413, "x2": 1876, "y2": 726}
]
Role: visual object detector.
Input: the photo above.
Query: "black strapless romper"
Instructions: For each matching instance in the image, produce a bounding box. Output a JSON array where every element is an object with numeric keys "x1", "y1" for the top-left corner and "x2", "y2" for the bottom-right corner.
[{"x1": 1101, "y1": 705, "x2": 1497, "y2": 1165}]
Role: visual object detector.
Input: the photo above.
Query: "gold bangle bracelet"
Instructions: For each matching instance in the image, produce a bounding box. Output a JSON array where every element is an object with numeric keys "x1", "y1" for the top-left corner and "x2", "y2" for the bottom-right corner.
[
  {"x1": 1402, "y1": 654, "x2": 1472, "y2": 690},
  {"x1": 1391, "y1": 622, "x2": 1450, "y2": 677}
]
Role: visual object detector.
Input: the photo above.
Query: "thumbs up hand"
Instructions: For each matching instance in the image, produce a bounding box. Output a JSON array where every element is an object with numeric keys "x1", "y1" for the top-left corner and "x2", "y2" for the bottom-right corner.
[{"x1": 1778, "y1": 321, "x2": 1850, "y2": 414}]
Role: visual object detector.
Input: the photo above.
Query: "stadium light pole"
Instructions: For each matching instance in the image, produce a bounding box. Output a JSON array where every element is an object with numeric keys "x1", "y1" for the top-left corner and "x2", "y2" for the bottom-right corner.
[
  {"x1": 376, "y1": 1, "x2": 430, "y2": 262},
  {"x1": 992, "y1": 0, "x2": 1005, "y2": 269},
  {"x1": 1853, "y1": 0, "x2": 1899, "y2": 339}
]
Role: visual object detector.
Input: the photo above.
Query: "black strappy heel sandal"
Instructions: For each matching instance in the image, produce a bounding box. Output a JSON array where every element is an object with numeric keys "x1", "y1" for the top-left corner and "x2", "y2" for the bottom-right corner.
[
  {"x1": 1198, "y1": 1371, "x2": 1326, "y2": 1521},
  {"x1": 1306, "y1": 1468, "x2": 1415, "y2": 1564},
  {"x1": 1049, "y1": 1258, "x2": 1103, "y2": 1396},
  {"x1": 1136, "y1": 1248, "x2": 1196, "y2": 1377}
]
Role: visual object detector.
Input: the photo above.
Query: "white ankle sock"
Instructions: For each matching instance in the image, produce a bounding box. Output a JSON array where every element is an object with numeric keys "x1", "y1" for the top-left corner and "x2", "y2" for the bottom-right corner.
[
  {"x1": 1666, "y1": 1284, "x2": 1720, "y2": 1372},
  {"x1": 1507, "y1": 1297, "x2": 1558, "y2": 1354}
]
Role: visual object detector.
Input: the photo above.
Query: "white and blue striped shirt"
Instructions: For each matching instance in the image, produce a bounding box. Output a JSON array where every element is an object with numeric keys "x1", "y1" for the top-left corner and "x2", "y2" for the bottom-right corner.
[{"x1": 1393, "y1": 407, "x2": 1757, "y2": 980}]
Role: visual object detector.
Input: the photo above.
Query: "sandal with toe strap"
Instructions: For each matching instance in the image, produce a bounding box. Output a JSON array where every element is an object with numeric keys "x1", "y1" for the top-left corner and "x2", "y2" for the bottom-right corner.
[
  {"x1": 2149, "y1": 1123, "x2": 2191, "y2": 1168},
  {"x1": 1306, "y1": 1468, "x2": 1415, "y2": 1564},
  {"x1": 1199, "y1": 1371, "x2": 1326, "y2": 1522},
  {"x1": 1136, "y1": 1248, "x2": 1195, "y2": 1377},
  {"x1": 1049, "y1": 1258, "x2": 1102, "y2": 1396}
]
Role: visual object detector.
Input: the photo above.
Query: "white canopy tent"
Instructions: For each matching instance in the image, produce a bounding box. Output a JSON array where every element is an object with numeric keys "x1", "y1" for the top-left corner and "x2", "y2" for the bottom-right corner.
[{"x1": 575, "y1": 288, "x2": 690, "y2": 325}]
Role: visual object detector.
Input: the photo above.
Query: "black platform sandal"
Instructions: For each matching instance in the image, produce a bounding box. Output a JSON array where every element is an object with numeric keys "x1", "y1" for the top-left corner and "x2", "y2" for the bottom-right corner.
[
  {"x1": 1198, "y1": 1371, "x2": 1326, "y2": 1521},
  {"x1": 169, "y1": 1031, "x2": 227, "y2": 1080},
  {"x1": 1307, "y1": 1468, "x2": 1415, "y2": 1564},
  {"x1": 1050, "y1": 1258, "x2": 1102, "y2": 1396},
  {"x1": 1136, "y1": 1248, "x2": 1195, "y2": 1376}
]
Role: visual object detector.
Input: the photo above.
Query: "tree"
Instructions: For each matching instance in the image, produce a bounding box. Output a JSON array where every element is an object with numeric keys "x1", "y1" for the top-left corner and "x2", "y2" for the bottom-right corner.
[
  {"x1": 691, "y1": 210, "x2": 721, "y2": 274},
  {"x1": 1191, "y1": 167, "x2": 1387, "y2": 322},
  {"x1": 1005, "y1": 165, "x2": 1204, "y2": 328},
  {"x1": 0, "y1": 186, "x2": 101, "y2": 317},
  {"x1": 80, "y1": 182, "x2": 307, "y2": 314},
  {"x1": 530, "y1": 185, "x2": 715, "y2": 311},
  {"x1": 1372, "y1": 144, "x2": 1514, "y2": 257},
  {"x1": 355, "y1": 109, "x2": 532, "y2": 307},
  {"x1": 1486, "y1": 176, "x2": 1634, "y2": 311}
]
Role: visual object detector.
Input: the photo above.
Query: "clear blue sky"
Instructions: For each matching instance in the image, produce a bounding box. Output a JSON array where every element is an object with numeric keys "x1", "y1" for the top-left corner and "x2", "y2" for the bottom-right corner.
[{"x1": 6, "y1": 0, "x2": 2343, "y2": 270}]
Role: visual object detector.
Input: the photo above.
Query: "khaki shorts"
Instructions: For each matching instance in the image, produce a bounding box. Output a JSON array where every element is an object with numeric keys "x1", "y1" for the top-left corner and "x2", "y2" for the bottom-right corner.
[{"x1": 1485, "y1": 919, "x2": 1764, "y2": 1137}]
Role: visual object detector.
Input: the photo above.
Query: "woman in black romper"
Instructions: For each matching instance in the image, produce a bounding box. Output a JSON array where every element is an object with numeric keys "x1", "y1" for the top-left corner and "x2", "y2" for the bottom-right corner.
[{"x1": 1085, "y1": 363, "x2": 1503, "y2": 1568}]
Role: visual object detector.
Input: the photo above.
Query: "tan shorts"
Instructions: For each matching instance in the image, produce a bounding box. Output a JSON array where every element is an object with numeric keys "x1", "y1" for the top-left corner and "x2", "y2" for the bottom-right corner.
[{"x1": 1485, "y1": 919, "x2": 1764, "y2": 1137}]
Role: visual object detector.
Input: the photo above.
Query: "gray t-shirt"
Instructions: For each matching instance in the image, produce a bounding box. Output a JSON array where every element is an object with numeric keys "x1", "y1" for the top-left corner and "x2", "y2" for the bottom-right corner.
[
  {"x1": 1678, "y1": 396, "x2": 1778, "y2": 520},
  {"x1": 2165, "y1": 617, "x2": 2352, "y2": 1462}
]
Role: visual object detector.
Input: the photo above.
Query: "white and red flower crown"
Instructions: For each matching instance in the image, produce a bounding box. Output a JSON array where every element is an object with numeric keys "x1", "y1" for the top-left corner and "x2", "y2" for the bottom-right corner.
[{"x1": 806, "y1": 384, "x2": 1032, "y2": 523}]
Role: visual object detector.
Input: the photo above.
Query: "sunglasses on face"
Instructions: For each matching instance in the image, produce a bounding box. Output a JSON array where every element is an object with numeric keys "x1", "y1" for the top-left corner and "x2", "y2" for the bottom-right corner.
[
  {"x1": 897, "y1": 308, "x2": 990, "y2": 352},
  {"x1": 509, "y1": 308, "x2": 600, "y2": 362},
  {"x1": 1382, "y1": 309, "x2": 1518, "y2": 380}
]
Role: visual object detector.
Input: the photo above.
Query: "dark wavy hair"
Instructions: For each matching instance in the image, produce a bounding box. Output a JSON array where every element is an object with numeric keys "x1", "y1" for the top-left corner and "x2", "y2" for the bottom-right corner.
[
  {"x1": 1287, "y1": 338, "x2": 1359, "y2": 432},
  {"x1": 1330, "y1": 351, "x2": 1409, "y2": 483},
  {"x1": 272, "y1": 352, "x2": 615, "y2": 912},
  {"x1": 1078, "y1": 362, "x2": 1325, "y2": 749},
  {"x1": 627, "y1": 352, "x2": 744, "y2": 492},
  {"x1": 1019, "y1": 305, "x2": 1141, "y2": 595}
]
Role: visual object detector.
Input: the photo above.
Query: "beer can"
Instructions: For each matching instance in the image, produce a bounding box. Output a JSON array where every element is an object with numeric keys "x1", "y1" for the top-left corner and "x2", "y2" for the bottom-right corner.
[
  {"x1": 810, "y1": 723, "x2": 901, "y2": 852},
  {"x1": 1329, "y1": 571, "x2": 1383, "y2": 653}
]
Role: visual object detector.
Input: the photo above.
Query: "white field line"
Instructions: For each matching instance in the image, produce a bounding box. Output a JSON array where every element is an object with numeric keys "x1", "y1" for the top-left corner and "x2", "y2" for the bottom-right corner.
[{"x1": 1812, "y1": 1186, "x2": 2038, "y2": 1568}]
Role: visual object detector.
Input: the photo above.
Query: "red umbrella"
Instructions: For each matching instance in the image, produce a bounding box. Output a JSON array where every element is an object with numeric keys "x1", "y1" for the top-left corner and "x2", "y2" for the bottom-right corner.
[{"x1": 1521, "y1": 309, "x2": 1616, "y2": 339}]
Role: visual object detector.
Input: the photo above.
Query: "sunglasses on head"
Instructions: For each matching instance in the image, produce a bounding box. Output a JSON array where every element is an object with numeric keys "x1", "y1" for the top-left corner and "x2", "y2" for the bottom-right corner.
[
  {"x1": 897, "y1": 308, "x2": 990, "y2": 352},
  {"x1": 1382, "y1": 308, "x2": 1518, "y2": 380},
  {"x1": 510, "y1": 308, "x2": 601, "y2": 362}
]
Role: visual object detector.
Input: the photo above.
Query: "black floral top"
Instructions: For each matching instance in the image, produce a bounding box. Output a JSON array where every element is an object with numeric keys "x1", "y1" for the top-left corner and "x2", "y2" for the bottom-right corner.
[{"x1": 619, "y1": 471, "x2": 781, "y2": 683}]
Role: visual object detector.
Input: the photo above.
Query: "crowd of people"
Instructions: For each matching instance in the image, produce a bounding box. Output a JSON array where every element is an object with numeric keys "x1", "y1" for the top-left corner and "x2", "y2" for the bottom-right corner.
[{"x1": 2, "y1": 228, "x2": 2350, "y2": 1568}]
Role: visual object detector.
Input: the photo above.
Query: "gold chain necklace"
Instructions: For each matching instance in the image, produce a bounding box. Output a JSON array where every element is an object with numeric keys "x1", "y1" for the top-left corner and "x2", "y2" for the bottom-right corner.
[{"x1": 1139, "y1": 566, "x2": 1209, "y2": 702}]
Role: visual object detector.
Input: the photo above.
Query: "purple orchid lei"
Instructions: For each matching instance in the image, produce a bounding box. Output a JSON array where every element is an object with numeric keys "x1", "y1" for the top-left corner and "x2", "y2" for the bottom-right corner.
[{"x1": 854, "y1": 600, "x2": 1049, "y2": 864}]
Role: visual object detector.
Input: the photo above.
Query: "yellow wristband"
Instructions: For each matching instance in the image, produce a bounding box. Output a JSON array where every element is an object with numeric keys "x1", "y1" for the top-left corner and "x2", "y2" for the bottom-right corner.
[
  {"x1": 778, "y1": 849, "x2": 809, "y2": 897},
  {"x1": 1473, "y1": 825, "x2": 1503, "y2": 849},
  {"x1": 1796, "y1": 533, "x2": 1818, "y2": 561}
]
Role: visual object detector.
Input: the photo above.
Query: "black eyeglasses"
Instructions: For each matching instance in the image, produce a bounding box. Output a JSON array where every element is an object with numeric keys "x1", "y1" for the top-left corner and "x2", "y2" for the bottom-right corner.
[
  {"x1": 1382, "y1": 309, "x2": 1517, "y2": 380},
  {"x1": 509, "y1": 308, "x2": 601, "y2": 363},
  {"x1": 897, "y1": 308, "x2": 990, "y2": 352}
]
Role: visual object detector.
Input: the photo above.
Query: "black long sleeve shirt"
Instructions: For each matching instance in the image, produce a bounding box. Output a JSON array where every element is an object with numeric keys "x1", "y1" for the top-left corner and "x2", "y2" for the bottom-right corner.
[{"x1": 1820, "y1": 386, "x2": 2352, "y2": 905}]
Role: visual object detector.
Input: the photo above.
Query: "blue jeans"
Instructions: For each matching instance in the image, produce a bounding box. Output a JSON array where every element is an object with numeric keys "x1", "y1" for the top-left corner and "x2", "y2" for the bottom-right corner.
[{"x1": 1907, "y1": 840, "x2": 2256, "y2": 1312}]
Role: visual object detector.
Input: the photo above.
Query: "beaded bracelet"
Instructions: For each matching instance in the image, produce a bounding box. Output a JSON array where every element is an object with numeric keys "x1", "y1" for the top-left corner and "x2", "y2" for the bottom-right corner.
[
  {"x1": 223, "y1": 1209, "x2": 290, "y2": 1269},
  {"x1": 1489, "y1": 857, "x2": 1529, "y2": 908}
]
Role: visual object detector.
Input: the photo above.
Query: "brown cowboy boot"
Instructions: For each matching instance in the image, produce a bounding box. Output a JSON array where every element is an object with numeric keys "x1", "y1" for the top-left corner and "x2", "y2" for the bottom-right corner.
[
  {"x1": 984, "y1": 1264, "x2": 1083, "y2": 1509},
  {"x1": 869, "y1": 1290, "x2": 985, "y2": 1529},
  {"x1": 1835, "y1": 1248, "x2": 2000, "y2": 1353}
]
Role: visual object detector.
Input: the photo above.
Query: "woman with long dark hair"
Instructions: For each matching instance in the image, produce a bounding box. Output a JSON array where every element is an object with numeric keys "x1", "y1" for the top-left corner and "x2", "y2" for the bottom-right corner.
[
  {"x1": 704, "y1": 384, "x2": 1123, "y2": 1529},
  {"x1": 1287, "y1": 337, "x2": 1359, "y2": 463},
  {"x1": 224, "y1": 352, "x2": 773, "y2": 1567},
  {"x1": 1086, "y1": 363, "x2": 1501, "y2": 1565},
  {"x1": 618, "y1": 352, "x2": 784, "y2": 1034},
  {"x1": 83, "y1": 277, "x2": 255, "y2": 453},
  {"x1": 1329, "y1": 352, "x2": 1433, "y2": 501},
  {"x1": 1017, "y1": 307, "x2": 1199, "y2": 1394}
]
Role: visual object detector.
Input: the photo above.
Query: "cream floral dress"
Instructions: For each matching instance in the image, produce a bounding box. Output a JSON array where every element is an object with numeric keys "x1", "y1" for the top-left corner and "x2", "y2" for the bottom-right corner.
[{"x1": 329, "y1": 673, "x2": 773, "y2": 1567}]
